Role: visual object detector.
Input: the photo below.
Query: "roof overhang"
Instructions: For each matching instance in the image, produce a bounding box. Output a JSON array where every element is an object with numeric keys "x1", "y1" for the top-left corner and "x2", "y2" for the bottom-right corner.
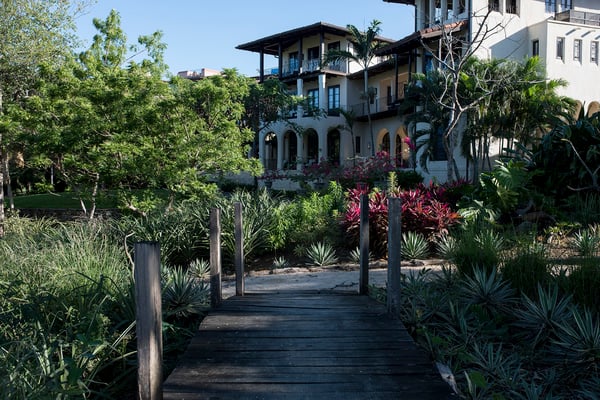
[
  {"x1": 236, "y1": 22, "x2": 395, "y2": 56},
  {"x1": 377, "y1": 20, "x2": 468, "y2": 56},
  {"x1": 382, "y1": 0, "x2": 416, "y2": 4}
]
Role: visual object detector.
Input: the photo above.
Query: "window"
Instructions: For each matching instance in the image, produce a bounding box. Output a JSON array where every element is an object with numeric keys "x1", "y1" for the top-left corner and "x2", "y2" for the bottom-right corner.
[
  {"x1": 556, "y1": 37, "x2": 564, "y2": 60},
  {"x1": 355, "y1": 136, "x2": 361, "y2": 154},
  {"x1": 545, "y1": 0, "x2": 556, "y2": 13},
  {"x1": 592, "y1": 41, "x2": 599, "y2": 64},
  {"x1": 327, "y1": 85, "x2": 340, "y2": 116},
  {"x1": 532, "y1": 40, "x2": 540, "y2": 57},
  {"x1": 488, "y1": 0, "x2": 500, "y2": 12},
  {"x1": 289, "y1": 52, "x2": 299, "y2": 73},
  {"x1": 507, "y1": 0, "x2": 517, "y2": 14},
  {"x1": 306, "y1": 89, "x2": 319, "y2": 115},
  {"x1": 307, "y1": 46, "x2": 320, "y2": 71},
  {"x1": 560, "y1": 0, "x2": 572, "y2": 10},
  {"x1": 574, "y1": 39, "x2": 582, "y2": 62}
]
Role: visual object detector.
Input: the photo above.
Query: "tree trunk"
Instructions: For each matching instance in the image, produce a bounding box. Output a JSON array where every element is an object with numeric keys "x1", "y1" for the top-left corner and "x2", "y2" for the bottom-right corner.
[
  {"x1": 3, "y1": 153, "x2": 14, "y2": 210},
  {"x1": 0, "y1": 89, "x2": 4, "y2": 238},
  {"x1": 364, "y1": 70, "x2": 375, "y2": 157}
]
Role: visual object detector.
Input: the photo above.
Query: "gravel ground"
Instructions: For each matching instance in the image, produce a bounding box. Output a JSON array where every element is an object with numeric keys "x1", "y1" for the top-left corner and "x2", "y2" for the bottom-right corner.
[{"x1": 221, "y1": 260, "x2": 447, "y2": 298}]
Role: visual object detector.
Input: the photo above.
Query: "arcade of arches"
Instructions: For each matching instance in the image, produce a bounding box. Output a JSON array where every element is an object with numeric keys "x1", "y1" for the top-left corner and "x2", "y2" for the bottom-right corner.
[{"x1": 260, "y1": 125, "x2": 411, "y2": 172}]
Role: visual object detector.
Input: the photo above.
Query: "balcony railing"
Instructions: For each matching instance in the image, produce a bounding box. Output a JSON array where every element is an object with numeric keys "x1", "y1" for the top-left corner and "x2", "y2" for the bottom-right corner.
[
  {"x1": 555, "y1": 10, "x2": 600, "y2": 26},
  {"x1": 349, "y1": 91, "x2": 407, "y2": 117}
]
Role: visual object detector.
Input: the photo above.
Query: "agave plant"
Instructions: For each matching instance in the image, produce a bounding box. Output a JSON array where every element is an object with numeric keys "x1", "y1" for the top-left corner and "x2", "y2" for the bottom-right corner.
[
  {"x1": 572, "y1": 227, "x2": 600, "y2": 257},
  {"x1": 436, "y1": 234, "x2": 457, "y2": 260},
  {"x1": 512, "y1": 285, "x2": 572, "y2": 350},
  {"x1": 349, "y1": 246, "x2": 372, "y2": 264},
  {"x1": 460, "y1": 268, "x2": 516, "y2": 316},
  {"x1": 401, "y1": 231, "x2": 430, "y2": 260},
  {"x1": 305, "y1": 242, "x2": 339, "y2": 266},
  {"x1": 271, "y1": 256, "x2": 289, "y2": 270},
  {"x1": 162, "y1": 267, "x2": 209, "y2": 320},
  {"x1": 550, "y1": 307, "x2": 600, "y2": 375}
]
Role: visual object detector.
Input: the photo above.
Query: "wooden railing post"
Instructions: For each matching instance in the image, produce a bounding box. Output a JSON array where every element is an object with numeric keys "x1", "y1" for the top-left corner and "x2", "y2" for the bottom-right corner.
[
  {"x1": 134, "y1": 242, "x2": 163, "y2": 400},
  {"x1": 359, "y1": 193, "x2": 370, "y2": 295},
  {"x1": 210, "y1": 208, "x2": 222, "y2": 307},
  {"x1": 234, "y1": 202, "x2": 245, "y2": 296},
  {"x1": 387, "y1": 197, "x2": 402, "y2": 315}
]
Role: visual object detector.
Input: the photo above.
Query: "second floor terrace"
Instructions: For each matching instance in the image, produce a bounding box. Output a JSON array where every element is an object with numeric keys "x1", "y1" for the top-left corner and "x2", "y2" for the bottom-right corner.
[
  {"x1": 555, "y1": 9, "x2": 600, "y2": 26},
  {"x1": 237, "y1": 22, "x2": 395, "y2": 83}
]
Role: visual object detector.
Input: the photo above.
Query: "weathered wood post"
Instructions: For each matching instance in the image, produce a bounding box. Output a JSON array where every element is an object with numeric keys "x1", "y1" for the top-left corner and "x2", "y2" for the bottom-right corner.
[
  {"x1": 234, "y1": 202, "x2": 245, "y2": 296},
  {"x1": 210, "y1": 208, "x2": 222, "y2": 307},
  {"x1": 359, "y1": 193, "x2": 370, "y2": 295},
  {"x1": 134, "y1": 242, "x2": 163, "y2": 400},
  {"x1": 387, "y1": 197, "x2": 402, "y2": 315}
]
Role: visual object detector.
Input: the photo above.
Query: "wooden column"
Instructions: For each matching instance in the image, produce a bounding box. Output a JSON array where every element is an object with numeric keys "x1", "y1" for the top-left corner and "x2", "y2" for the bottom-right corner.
[
  {"x1": 387, "y1": 197, "x2": 402, "y2": 315},
  {"x1": 234, "y1": 202, "x2": 245, "y2": 296},
  {"x1": 134, "y1": 242, "x2": 163, "y2": 400},
  {"x1": 359, "y1": 193, "x2": 370, "y2": 295},
  {"x1": 210, "y1": 208, "x2": 222, "y2": 307}
]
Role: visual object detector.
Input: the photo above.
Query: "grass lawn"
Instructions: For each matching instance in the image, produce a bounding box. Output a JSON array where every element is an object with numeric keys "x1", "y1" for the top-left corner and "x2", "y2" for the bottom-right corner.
[{"x1": 8, "y1": 192, "x2": 118, "y2": 209}]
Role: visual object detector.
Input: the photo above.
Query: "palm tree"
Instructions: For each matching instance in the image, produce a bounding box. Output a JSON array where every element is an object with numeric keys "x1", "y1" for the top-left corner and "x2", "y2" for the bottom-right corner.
[{"x1": 323, "y1": 20, "x2": 387, "y2": 156}]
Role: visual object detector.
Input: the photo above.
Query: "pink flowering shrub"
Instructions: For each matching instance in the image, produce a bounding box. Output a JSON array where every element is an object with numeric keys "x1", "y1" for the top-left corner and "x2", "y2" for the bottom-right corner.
[
  {"x1": 301, "y1": 152, "x2": 422, "y2": 189},
  {"x1": 342, "y1": 183, "x2": 463, "y2": 256}
]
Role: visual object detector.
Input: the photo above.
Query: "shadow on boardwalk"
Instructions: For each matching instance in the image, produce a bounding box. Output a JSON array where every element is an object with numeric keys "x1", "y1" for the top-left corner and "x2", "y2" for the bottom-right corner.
[{"x1": 163, "y1": 291, "x2": 454, "y2": 400}]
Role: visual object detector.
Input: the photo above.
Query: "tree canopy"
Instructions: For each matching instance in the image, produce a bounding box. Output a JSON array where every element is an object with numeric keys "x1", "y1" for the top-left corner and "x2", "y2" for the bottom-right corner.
[{"x1": 22, "y1": 10, "x2": 260, "y2": 216}]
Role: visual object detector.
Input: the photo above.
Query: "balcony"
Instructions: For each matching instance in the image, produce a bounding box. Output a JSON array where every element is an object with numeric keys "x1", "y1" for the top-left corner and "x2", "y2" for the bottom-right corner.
[
  {"x1": 555, "y1": 10, "x2": 600, "y2": 27},
  {"x1": 349, "y1": 90, "x2": 407, "y2": 118}
]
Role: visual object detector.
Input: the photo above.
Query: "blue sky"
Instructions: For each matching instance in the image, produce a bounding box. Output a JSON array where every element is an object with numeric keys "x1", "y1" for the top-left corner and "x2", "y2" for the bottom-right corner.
[{"x1": 75, "y1": 0, "x2": 415, "y2": 77}]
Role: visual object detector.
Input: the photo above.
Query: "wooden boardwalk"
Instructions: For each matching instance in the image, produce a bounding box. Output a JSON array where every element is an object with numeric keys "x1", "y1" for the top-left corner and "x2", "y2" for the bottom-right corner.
[{"x1": 163, "y1": 292, "x2": 454, "y2": 400}]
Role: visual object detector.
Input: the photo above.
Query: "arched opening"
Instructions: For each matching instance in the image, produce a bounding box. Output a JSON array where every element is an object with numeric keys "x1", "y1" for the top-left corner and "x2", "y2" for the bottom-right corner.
[
  {"x1": 377, "y1": 129, "x2": 390, "y2": 154},
  {"x1": 396, "y1": 126, "x2": 411, "y2": 168},
  {"x1": 304, "y1": 129, "x2": 319, "y2": 165},
  {"x1": 264, "y1": 132, "x2": 277, "y2": 170},
  {"x1": 327, "y1": 129, "x2": 341, "y2": 165},
  {"x1": 283, "y1": 131, "x2": 297, "y2": 170}
]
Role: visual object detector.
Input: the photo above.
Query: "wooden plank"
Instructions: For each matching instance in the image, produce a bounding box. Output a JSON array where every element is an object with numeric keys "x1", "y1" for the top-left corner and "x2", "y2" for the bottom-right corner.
[{"x1": 163, "y1": 293, "x2": 453, "y2": 400}]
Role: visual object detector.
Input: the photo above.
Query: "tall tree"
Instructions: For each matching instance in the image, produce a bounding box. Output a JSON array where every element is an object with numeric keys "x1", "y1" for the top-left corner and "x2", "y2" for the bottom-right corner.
[
  {"x1": 323, "y1": 20, "x2": 387, "y2": 156},
  {"x1": 0, "y1": 0, "x2": 87, "y2": 235},
  {"x1": 25, "y1": 11, "x2": 260, "y2": 217}
]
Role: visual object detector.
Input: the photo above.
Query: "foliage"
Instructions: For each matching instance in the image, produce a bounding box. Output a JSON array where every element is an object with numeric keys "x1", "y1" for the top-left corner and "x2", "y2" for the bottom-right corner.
[
  {"x1": 0, "y1": 217, "x2": 209, "y2": 399},
  {"x1": 460, "y1": 159, "x2": 538, "y2": 224},
  {"x1": 401, "y1": 231, "x2": 430, "y2": 260},
  {"x1": 305, "y1": 242, "x2": 339, "y2": 266},
  {"x1": 394, "y1": 266, "x2": 600, "y2": 399},
  {"x1": 0, "y1": 0, "x2": 87, "y2": 236},
  {"x1": 343, "y1": 183, "x2": 462, "y2": 256},
  {"x1": 21, "y1": 11, "x2": 260, "y2": 218},
  {"x1": 571, "y1": 225, "x2": 600, "y2": 257},
  {"x1": 299, "y1": 152, "x2": 422, "y2": 190},
  {"x1": 446, "y1": 224, "x2": 504, "y2": 276},
  {"x1": 532, "y1": 109, "x2": 600, "y2": 198},
  {"x1": 501, "y1": 241, "x2": 551, "y2": 297},
  {"x1": 286, "y1": 182, "x2": 345, "y2": 249}
]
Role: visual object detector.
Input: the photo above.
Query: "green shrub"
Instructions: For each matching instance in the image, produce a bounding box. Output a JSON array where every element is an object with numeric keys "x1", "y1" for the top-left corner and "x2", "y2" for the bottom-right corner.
[
  {"x1": 565, "y1": 260, "x2": 600, "y2": 312},
  {"x1": 449, "y1": 225, "x2": 504, "y2": 276},
  {"x1": 501, "y1": 242, "x2": 551, "y2": 297},
  {"x1": 287, "y1": 183, "x2": 344, "y2": 249}
]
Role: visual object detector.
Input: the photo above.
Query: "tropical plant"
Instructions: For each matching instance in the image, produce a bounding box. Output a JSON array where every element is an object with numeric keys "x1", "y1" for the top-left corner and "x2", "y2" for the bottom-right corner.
[
  {"x1": 572, "y1": 226, "x2": 600, "y2": 257},
  {"x1": 532, "y1": 108, "x2": 600, "y2": 197},
  {"x1": 271, "y1": 256, "x2": 290, "y2": 270},
  {"x1": 162, "y1": 267, "x2": 209, "y2": 321},
  {"x1": 401, "y1": 231, "x2": 430, "y2": 260},
  {"x1": 322, "y1": 20, "x2": 387, "y2": 156},
  {"x1": 305, "y1": 242, "x2": 339, "y2": 266},
  {"x1": 501, "y1": 240, "x2": 550, "y2": 296}
]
